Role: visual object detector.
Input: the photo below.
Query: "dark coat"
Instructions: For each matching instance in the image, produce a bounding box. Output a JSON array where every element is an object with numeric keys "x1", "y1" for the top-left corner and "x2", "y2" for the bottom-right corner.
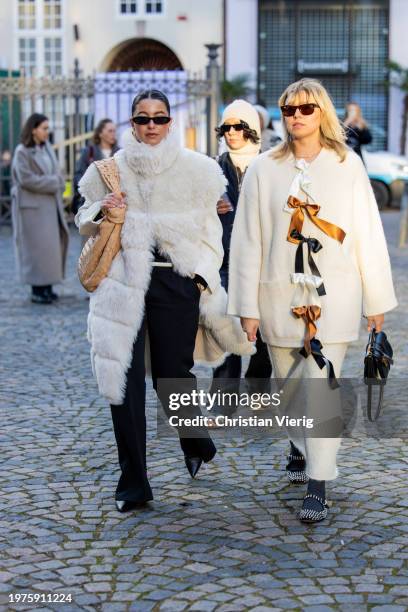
[
  {"x1": 345, "y1": 125, "x2": 372, "y2": 160},
  {"x1": 72, "y1": 143, "x2": 120, "y2": 213},
  {"x1": 11, "y1": 143, "x2": 69, "y2": 286},
  {"x1": 217, "y1": 152, "x2": 241, "y2": 272}
]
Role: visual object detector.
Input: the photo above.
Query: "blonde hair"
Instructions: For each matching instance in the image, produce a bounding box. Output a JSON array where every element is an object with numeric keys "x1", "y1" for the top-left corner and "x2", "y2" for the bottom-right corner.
[
  {"x1": 272, "y1": 78, "x2": 347, "y2": 162},
  {"x1": 345, "y1": 101, "x2": 368, "y2": 128}
]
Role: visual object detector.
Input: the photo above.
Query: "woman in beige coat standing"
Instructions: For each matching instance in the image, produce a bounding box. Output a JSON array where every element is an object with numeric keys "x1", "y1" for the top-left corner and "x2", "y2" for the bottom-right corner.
[
  {"x1": 11, "y1": 113, "x2": 69, "y2": 303},
  {"x1": 228, "y1": 79, "x2": 397, "y2": 523}
]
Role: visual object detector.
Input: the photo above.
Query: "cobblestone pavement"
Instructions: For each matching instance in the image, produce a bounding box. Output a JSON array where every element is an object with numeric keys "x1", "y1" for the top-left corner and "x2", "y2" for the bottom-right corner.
[{"x1": 1, "y1": 211, "x2": 407, "y2": 612}]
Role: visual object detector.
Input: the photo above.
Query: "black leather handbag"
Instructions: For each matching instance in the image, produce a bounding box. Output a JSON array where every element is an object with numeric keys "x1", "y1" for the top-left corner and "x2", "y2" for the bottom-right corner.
[{"x1": 364, "y1": 329, "x2": 394, "y2": 421}]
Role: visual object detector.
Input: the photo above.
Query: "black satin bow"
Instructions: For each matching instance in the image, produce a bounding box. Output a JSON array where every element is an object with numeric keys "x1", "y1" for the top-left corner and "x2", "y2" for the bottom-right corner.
[
  {"x1": 291, "y1": 229, "x2": 326, "y2": 297},
  {"x1": 300, "y1": 338, "x2": 339, "y2": 390}
]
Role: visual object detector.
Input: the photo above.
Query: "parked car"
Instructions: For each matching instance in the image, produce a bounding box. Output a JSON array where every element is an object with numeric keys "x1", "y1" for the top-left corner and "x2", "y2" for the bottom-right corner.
[
  {"x1": 364, "y1": 150, "x2": 408, "y2": 209},
  {"x1": 269, "y1": 115, "x2": 408, "y2": 209}
]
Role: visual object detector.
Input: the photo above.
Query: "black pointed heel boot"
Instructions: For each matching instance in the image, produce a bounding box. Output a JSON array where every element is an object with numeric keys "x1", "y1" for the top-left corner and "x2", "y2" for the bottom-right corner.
[{"x1": 184, "y1": 456, "x2": 203, "y2": 479}]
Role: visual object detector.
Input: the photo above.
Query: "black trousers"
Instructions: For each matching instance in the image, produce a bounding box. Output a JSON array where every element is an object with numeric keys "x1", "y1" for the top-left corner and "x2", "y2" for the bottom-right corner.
[
  {"x1": 213, "y1": 333, "x2": 272, "y2": 382},
  {"x1": 110, "y1": 266, "x2": 216, "y2": 503}
]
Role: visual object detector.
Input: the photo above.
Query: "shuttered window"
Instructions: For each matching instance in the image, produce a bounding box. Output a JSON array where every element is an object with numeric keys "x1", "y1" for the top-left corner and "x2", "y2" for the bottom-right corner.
[{"x1": 258, "y1": 0, "x2": 389, "y2": 149}]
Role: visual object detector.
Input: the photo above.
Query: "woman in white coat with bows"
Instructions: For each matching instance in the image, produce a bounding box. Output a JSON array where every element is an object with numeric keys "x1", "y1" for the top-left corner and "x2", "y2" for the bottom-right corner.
[{"x1": 228, "y1": 78, "x2": 397, "y2": 523}]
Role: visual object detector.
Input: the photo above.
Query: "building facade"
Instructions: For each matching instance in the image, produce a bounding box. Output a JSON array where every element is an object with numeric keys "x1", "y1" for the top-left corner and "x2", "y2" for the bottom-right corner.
[
  {"x1": 225, "y1": 0, "x2": 408, "y2": 155},
  {"x1": 0, "y1": 0, "x2": 224, "y2": 77},
  {"x1": 1, "y1": 1, "x2": 408, "y2": 154}
]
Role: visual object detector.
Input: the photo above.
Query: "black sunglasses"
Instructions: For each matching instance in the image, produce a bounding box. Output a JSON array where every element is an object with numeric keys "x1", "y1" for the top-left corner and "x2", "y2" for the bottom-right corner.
[
  {"x1": 131, "y1": 116, "x2": 171, "y2": 125},
  {"x1": 219, "y1": 121, "x2": 249, "y2": 134},
  {"x1": 280, "y1": 103, "x2": 320, "y2": 117}
]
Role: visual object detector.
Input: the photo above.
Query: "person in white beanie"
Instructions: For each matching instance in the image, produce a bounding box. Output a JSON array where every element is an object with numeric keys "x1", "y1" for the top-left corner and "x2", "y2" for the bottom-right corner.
[
  {"x1": 254, "y1": 104, "x2": 282, "y2": 153},
  {"x1": 209, "y1": 100, "x2": 272, "y2": 413}
]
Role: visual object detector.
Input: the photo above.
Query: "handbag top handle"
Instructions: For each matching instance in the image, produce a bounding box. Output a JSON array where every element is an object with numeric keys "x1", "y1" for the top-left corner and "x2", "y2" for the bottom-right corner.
[{"x1": 94, "y1": 158, "x2": 122, "y2": 197}]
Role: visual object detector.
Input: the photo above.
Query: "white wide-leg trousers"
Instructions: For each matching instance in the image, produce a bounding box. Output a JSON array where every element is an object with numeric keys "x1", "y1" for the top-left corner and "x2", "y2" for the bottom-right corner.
[{"x1": 268, "y1": 343, "x2": 348, "y2": 481}]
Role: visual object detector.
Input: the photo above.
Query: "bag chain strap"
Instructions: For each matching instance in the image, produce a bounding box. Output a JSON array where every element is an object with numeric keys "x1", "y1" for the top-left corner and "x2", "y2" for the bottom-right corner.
[{"x1": 367, "y1": 382, "x2": 385, "y2": 422}]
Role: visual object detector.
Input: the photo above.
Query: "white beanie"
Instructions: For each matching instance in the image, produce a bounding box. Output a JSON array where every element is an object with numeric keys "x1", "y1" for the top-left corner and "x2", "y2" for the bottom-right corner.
[
  {"x1": 221, "y1": 99, "x2": 261, "y2": 137},
  {"x1": 254, "y1": 104, "x2": 270, "y2": 131}
]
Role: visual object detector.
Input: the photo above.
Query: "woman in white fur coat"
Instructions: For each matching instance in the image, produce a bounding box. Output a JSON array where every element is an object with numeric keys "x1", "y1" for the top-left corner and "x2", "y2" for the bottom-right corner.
[
  {"x1": 228, "y1": 79, "x2": 397, "y2": 523},
  {"x1": 76, "y1": 90, "x2": 253, "y2": 513}
]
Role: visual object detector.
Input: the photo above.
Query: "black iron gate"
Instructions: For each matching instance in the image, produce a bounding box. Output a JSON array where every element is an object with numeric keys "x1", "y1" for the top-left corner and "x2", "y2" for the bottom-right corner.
[{"x1": 0, "y1": 45, "x2": 222, "y2": 225}]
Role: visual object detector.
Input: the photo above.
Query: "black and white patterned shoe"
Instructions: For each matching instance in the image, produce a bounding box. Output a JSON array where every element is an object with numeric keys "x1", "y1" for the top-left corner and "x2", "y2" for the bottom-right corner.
[
  {"x1": 298, "y1": 493, "x2": 329, "y2": 523},
  {"x1": 286, "y1": 452, "x2": 308, "y2": 484}
]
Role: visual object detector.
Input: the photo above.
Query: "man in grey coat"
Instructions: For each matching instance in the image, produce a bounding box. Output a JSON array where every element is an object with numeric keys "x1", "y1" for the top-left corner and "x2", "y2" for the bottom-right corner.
[{"x1": 11, "y1": 113, "x2": 69, "y2": 304}]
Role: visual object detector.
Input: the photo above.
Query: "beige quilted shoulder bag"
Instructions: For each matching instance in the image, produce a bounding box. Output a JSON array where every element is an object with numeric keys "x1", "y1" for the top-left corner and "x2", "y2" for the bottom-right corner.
[{"x1": 78, "y1": 157, "x2": 126, "y2": 292}]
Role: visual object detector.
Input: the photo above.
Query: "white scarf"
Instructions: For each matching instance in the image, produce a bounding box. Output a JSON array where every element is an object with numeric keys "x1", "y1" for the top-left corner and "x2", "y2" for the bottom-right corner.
[
  {"x1": 227, "y1": 140, "x2": 260, "y2": 172},
  {"x1": 122, "y1": 127, "x2": 181, "y2": 178},
  {"x1": 283, "y1": 158, "x2": 315, "y2": 214},
  {"x1": 284, "y1": 158, "x2": 323, "y2": 314}
]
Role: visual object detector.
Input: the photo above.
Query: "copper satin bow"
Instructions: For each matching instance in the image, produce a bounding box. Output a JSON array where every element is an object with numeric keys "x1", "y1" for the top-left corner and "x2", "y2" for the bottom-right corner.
[
  {"x1": 287, "y1": 196, "x2": 346, "y2": 245},
  {"x1": 292, "y1": 305, "x2": 321, "y2": 355}
]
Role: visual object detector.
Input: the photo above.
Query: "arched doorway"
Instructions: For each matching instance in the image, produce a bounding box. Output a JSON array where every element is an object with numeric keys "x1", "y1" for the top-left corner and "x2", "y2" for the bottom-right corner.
[{"x1": 103, "y1": 38, "x2": 183, "y2": 71}]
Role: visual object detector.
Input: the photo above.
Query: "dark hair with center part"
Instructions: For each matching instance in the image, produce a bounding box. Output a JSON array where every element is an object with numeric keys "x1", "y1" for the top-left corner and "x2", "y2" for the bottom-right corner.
[
  {"x1": 92, "y1": 118, "x2": 116, "y2": 146},
  {"x1": 20, "y1": 113, "x2": 49, "y2": 147},
  {"x1": 131, "y1": 90, "x2": 171, "y2": 116}
]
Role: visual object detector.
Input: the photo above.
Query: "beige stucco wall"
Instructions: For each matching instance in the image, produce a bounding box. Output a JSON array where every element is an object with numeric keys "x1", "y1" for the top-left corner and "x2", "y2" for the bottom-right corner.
[
  {"x1": 225, "y1": 0, "x2": 257, "y2": 90},
  {"x1": 0, "y1": 0, "x2": 223, "y2": 75},
  {"x1": 65, "y1": 0, "x2": 223, "y2": 75},
  {"x1": 0, "y1": 1, "x2": 14, "y2": 71}
]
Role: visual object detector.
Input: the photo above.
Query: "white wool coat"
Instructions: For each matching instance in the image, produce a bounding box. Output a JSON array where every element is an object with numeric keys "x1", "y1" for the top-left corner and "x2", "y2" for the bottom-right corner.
[
  {"x1": 227, "y1": 147, "x2": 397, "y2": 346},
  {"x1": 76, "y1": 129, "x2": 254, "y2": 404}
]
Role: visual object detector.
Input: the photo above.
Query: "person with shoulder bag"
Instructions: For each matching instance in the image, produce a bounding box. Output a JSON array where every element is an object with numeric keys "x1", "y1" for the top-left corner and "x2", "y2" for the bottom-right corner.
[
  {"x1": 71, "y1": 118, "x2": 119, "y2": 215},
  {"x1": 75, "y1": 90, "x2": 254, "y2": 513},
  {"x1": 228, "y1": 78, "x2": 397, "y2": 523}
]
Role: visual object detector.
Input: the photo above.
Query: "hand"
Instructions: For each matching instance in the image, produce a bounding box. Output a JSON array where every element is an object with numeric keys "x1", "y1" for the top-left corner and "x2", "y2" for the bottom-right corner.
[
  {"x1": 102, "y1": 191, "x2": 126, "y2": 212},
  {"x1": 240, "y1": 317, "x2": 259, "y2": 342},
  {"x1": 367, "y1": 313, "x2": 384, "y2": 332},
  {"x1": 194, "y1": 274, "x2": 207, "y2": 292},
  {"x1": 345, "y1": 118, "x2": 364, "y2": 130},
  {"x1": 217, "y1": 198, "x2": 234, "y2": 215}
]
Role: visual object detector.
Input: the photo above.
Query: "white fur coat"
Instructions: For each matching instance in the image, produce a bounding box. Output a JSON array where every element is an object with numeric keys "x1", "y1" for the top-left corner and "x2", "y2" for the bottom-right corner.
[{"x1": 76, "y1": 129, "x2": 254, "y2": 404}]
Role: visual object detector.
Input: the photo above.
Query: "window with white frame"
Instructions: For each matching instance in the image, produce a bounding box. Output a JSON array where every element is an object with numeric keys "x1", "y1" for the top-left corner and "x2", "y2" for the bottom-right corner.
[
  {"x1": 145, "y1": 0, "x2": 162, "y2": 14},
  {"x1": 119, "y1": 0, "x2": 164, "y2": 16},
  {"x1": 120, "y1": 1, "x2": 137, "y2": 14},
  {"x1": 44, "y1": 37, "x2": 62, "y2": 75},
  {"x1": 18, "y1": 38, "x2": 37, "y2": 75},
  {"x1": 17, "y1": 0, "x2": 36, "y2": 29},
  {"x1": 16, "y1": 1, "x2": 64, "y2": 76},
  {"x1": 43, "y1": 0, "x2": 62, "y2": 29}
]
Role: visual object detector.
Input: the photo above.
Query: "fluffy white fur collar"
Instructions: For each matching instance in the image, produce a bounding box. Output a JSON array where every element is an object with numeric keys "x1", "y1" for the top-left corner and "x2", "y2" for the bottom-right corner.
[{"x1": 122, "y1": 127, "x2": 181, "y2": 177}]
